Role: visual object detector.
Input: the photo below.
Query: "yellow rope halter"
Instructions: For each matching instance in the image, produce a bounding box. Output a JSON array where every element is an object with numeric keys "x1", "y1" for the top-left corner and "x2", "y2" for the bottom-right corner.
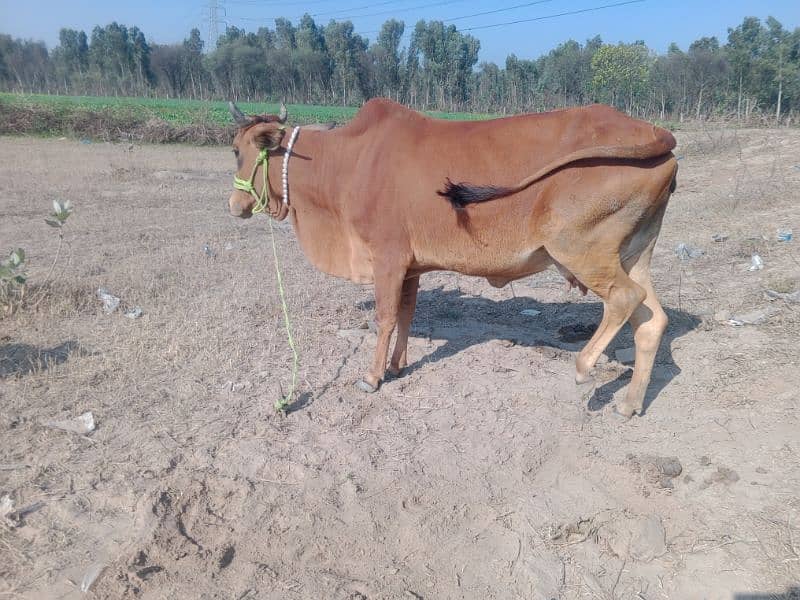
[
  {"x1": 231, "y1": 144, "x2": 299, "y2": 412},
  {"x1": 232, "y1": 147, "x2": 271, "y2": 214}
]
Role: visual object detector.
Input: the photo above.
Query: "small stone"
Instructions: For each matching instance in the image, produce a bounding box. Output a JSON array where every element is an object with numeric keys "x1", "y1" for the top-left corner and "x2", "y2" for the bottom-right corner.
[
  {"x1": 714, "y1": 466, "x2": 740, "y2": 484},
  {"x1": 755, "y1": 467, "x2": 768, "y2": 474},
  {"x1": 630, "y1": 515, "x2": 667, "y2": 562},
  {"x1": 628, "y1": 454, "x2": 683, "y2": 487},
  {"x1": 699, "y1": 456, "x2": 711, "y2": 466},
  {"x1": 714, "y1": 310, "x2": 731, "y2": 322},
  {"x1": 657, "y1": 457, "x2": 683, "y2": 477}
]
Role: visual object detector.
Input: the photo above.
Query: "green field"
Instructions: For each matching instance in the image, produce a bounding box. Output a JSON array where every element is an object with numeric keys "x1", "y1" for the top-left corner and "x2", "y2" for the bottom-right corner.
[{"x1": 0, "y1": 93, "x2": 492, "y2": 127}]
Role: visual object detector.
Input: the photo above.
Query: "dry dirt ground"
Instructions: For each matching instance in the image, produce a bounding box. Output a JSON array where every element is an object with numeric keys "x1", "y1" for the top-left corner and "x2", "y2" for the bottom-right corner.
[{"x1": 1, "y1": 127, "x2": 799, "y2": 600}]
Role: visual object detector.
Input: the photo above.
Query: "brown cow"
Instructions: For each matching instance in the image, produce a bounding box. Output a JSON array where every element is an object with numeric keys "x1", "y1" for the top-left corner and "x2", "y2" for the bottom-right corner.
[{"x1": 227, "y1": 99, "x2": 677, "y2": 418}]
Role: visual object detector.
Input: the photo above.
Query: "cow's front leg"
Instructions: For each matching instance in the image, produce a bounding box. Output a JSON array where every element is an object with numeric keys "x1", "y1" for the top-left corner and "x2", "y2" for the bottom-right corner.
[{"x1": 356, "y1": 269, "x2": 406, "y2": 393}]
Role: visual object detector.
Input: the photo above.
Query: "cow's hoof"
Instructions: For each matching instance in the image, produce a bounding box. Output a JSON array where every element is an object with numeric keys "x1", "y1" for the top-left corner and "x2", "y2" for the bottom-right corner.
[
  {"x1": 355, "y1": 379, "x2": 378, "y2": 393},
  {"x1": 386, "y1": 365, "x2": 404, "y2": 379},
  {"x1": 575, "y1": 370, "x2": 595, "y2": 385},
  {"x1": 611, "y1": 403, "x2": 637, "y2": 421}
]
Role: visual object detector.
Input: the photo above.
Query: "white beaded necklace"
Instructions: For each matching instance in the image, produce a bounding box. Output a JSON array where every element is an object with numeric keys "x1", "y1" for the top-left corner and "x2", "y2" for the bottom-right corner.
[{"x1": 282, "y1": 126, "x2": 301, "y2": 206}]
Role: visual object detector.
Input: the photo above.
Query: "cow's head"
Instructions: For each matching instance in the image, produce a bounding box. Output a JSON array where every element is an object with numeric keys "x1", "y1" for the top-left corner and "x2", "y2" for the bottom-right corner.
[{"x1": 228, "y1": 101, "x2": 289, "y2": 220}]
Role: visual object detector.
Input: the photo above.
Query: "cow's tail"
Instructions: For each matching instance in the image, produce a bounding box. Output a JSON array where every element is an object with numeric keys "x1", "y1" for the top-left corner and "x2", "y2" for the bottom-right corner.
[{"x1": 438, "y1": 130, "x2": 676, "y2": 210}]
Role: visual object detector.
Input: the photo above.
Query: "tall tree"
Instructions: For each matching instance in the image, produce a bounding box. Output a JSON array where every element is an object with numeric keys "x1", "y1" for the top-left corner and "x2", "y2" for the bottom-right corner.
[
  {"x1": 726, "y1": 16, "x2": 767, "y2": 120},
  {"x1": 591, "y1": 42, "x2": 650, "y2": 113},
  {"x1": 686, "y1": 37, "x2": 727, "y2": 119},
  {"x1": 370, "y1": 19, "x2": 404, "y2": 100},
  {"x1": 183, "y1": 28, "x2": 205, "y2": 98}
]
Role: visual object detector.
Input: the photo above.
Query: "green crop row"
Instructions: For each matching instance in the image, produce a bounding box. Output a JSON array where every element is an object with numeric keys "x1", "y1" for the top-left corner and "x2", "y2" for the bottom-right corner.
[{"x1": 0, "y1": 93, "x2": 491, "y2": 127}]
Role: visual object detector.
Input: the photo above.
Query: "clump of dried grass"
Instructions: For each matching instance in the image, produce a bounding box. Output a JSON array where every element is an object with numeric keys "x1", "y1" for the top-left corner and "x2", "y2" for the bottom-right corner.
[{"x1": 0, "y1": 103, "x2": 234, "y2": 146}]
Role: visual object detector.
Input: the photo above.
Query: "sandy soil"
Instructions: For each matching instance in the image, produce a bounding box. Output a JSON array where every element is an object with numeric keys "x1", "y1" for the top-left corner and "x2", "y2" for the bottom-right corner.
[{"x1": 1, "y1": 127, "x2": 799, "y2": 600}]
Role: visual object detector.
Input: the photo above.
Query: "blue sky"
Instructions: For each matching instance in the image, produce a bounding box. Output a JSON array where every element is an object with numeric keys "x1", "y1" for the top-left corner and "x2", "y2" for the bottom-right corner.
[{"x1": 1, "y1": 0, "x2": 798, "y2": 64}]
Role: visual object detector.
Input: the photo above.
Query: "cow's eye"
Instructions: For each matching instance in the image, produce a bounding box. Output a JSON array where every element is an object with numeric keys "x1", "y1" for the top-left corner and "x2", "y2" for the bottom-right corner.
[{"x1": 232, "y1": 148, "x2": 240, "y2": 157}]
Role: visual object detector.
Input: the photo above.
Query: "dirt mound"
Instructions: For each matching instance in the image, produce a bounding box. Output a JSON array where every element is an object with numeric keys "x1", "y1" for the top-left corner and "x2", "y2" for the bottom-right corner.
[{"x1": 0, "y1": 102, "x2": 234, "y2": 145}]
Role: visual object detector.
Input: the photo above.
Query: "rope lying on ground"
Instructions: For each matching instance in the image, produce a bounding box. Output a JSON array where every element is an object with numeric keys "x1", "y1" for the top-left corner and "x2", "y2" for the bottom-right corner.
[{"x1": 268, "y1": 216, "x2": 299, "y2": 413}]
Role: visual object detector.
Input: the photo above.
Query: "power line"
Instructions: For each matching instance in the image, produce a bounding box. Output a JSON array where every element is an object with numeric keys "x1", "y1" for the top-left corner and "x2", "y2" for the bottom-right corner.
[
  {"x1": 227, "y1": 0, "x2": 356, "y2": 6},
  {"x1": 224, "y1": 0, "x2": 645, "y2": 41},
  {"x1": 445, "y1": 0, "x2": 556, "y2": 23},
  {"x1": 228, "y1": 0, "x2": 471, "y2": 24},
  {"x1": 313, "y1": 0, "x2": 404, "y2": 18},
  {"x1": 459, "y1": 0, "x2": 645, "y2": 31},
  {"x1": 228, "y1": 0, "x2": 402, "y2": 20}
]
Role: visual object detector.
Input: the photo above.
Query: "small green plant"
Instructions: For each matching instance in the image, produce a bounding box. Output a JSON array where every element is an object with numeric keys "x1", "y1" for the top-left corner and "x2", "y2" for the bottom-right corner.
[
  {"x1": 0, "y1": 248, "x2": 26, "y2": 315},
  {"x1": 45, "y1": 199, "x2": 73, "y2": 229},
  {"x1": 2, "y1": 200, "x2": 74, "y2": 317},
  {"x1": 28, "y1": 199, "x2": 74, "y2": 308}
]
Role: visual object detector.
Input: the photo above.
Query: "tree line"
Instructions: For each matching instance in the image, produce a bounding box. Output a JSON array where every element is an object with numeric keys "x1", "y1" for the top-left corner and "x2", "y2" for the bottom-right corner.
[{"x1": 1, "y1": 15, "x2": 798, "y2": 122}]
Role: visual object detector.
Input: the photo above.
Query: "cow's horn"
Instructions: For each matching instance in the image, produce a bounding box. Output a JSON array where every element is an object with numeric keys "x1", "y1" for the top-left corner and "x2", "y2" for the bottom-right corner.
[
  {"x1": 278, "y1": 101, "x2": 288, "y2": 124},
  {"x1": 228, "y1": 101, "x2": 251, "y2": 127}
]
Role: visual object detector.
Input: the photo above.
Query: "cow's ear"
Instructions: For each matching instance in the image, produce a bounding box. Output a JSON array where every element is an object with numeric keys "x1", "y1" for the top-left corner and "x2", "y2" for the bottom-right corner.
[{"x1": 253, "y1": 127, "x2": 285, "y2": 151}]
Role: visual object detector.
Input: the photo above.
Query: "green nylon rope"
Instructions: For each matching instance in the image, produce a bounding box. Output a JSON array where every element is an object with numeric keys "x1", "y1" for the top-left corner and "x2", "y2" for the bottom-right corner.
[
  {"x1": 269, "y1": 216, "x2": 299, "y2": 413},
  {"x1": 233, "y1": 148, "x2": 270, "y2": 214},
  {"x1": 232, "y1": 147, "x2": 299, "y2": 412}
]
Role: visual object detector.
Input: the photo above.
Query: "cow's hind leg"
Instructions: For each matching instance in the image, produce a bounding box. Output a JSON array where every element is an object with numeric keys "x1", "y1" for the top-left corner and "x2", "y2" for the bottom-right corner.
[
  {"x1": 566, "y1": 262, "x2": 646, "y2": 386},
  {"x1": 356, "y1": 269, "x2": 405, "y2": 393},
  {"x1": 388, "y1": 275, "x2": 420, "y2": 377},
  {"x1": 617, "y1": 240, "x2": 668, "y2": 417}
]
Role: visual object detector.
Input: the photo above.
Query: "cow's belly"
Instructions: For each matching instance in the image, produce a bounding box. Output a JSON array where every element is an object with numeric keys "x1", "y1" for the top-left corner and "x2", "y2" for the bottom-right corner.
[{"x1": 415, "y1": 240, "x2": 553, "y2": 281}]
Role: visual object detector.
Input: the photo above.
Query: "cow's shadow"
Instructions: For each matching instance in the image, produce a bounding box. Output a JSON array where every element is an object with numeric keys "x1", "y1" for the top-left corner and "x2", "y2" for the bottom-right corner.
[{"x1": 360, "y1": 286, "x2": 700, "y2": 415}]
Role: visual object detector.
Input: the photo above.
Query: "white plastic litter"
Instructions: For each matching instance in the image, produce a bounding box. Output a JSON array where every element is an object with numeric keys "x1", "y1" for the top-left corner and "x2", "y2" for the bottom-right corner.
[
  {"x1": 96, "y1": 288, "x2": 120, "y2": 313},
  {"x1": 675, "y1": 243, "x2": 705, "y2": 260},
  {"x1": 44, "y1": 411, "x2": 95, "y2": 435},
  {"x1": 520, "y1": 309, "x2": 541, "y2": 317},
  {"x1": 0, "y1": 495, "x2": 16, "y2": 528},
  {"x1": 124, "y1": 307, "x2": 143, "y2": 319},
  {"x1": 765, "y1": 289, "x2": 800, "y2": 304},
  {"x1": 748, "y1": 254, "x2": 764, "y2": 271},
  {"x1": 81, "y1": 563, "x2": 106, "y2": 592},
  {"x1": 727, "y1": 306, "x2": 780, "y2": 326}
]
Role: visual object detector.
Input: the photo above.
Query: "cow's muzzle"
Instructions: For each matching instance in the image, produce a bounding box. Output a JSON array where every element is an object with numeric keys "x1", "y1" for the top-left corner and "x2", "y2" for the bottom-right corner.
[{"x1": 228, "y1": 192, "x2": 254, "y2": 218}]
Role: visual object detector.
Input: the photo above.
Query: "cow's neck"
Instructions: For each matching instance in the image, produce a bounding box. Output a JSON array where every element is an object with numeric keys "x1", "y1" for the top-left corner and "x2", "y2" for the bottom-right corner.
[
  {"x1": 269, "y1": 129, "x2": 368, "y2": 282},
  {"x1": 270, "y1": 129, "x2": 328, "y2": 211}
]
